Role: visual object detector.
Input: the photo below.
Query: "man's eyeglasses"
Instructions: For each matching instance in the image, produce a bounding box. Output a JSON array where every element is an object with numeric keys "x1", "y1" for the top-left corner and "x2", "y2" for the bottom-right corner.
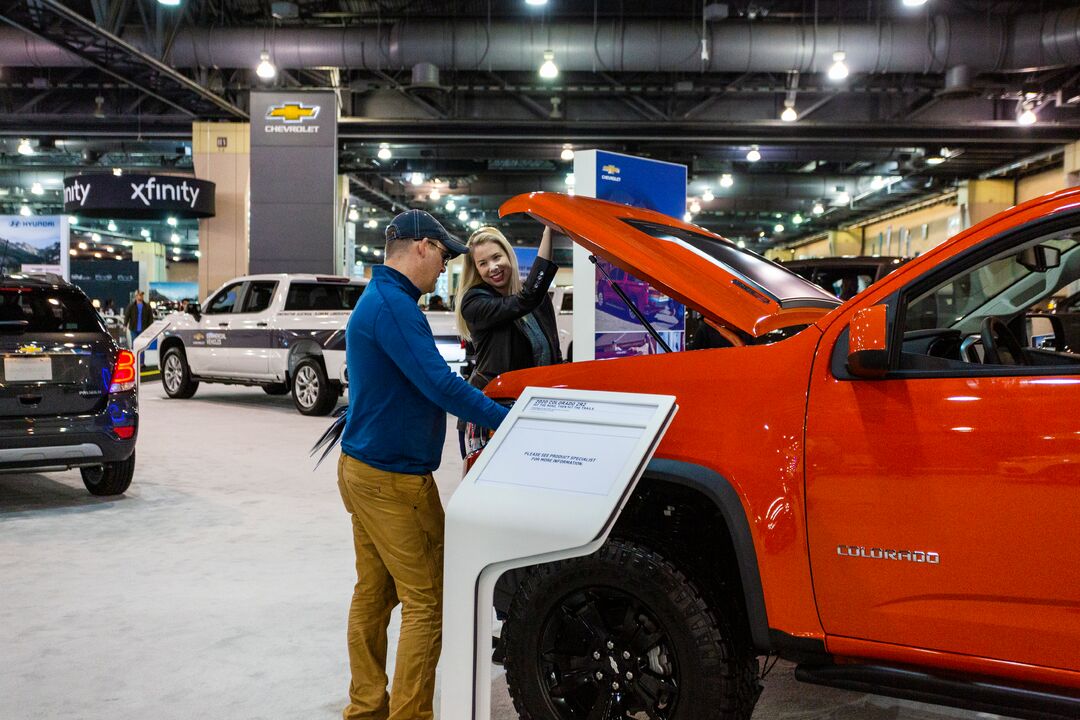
[{"x1": 426, "y1": 239, "x2": 452, "y2": 266}]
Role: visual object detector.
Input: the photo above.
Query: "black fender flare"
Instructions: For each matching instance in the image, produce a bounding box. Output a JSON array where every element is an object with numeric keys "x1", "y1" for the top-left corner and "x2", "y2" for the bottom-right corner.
[
  {"x1": 644, "y1": 458, "x2": 771, "y2": 652},
  {"x1": 287, "y1": 340, "x2": 325, "y2": 378}
]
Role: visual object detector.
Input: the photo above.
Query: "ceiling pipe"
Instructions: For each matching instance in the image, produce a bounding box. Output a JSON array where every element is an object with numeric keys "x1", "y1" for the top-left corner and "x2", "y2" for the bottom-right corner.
[{"x1": 0, "y1": 9, "x2": 1077, "y2": 74}]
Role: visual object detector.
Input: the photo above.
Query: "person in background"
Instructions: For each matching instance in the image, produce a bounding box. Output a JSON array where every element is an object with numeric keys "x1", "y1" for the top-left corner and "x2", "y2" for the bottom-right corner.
[
  {"x1": 124, "y1": 290, "x2": 152, "y2": 349},
  {"x1": 337, "y1": 209, "x2": 508, "y2": 720},
  {"x1": 454, "y1": 225, "x2": 561, "y2": 456},
  {"x1": 425, "y1": 294, "x2": 448, "y2": 311}
]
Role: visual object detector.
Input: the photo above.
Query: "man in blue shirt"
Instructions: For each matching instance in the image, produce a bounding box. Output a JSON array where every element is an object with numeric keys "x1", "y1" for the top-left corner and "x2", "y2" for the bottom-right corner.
[
  {"x1": 337, "y1": 209, "x2": 508, "y2": 720},
  {"x1": 124, "y1": 290, "x2": 153, "y2": 351}
]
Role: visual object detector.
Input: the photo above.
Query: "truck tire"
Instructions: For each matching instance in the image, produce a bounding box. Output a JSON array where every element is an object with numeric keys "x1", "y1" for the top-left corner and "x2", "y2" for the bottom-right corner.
[
  {"x1": 503, "y1": 538, "x2": 759, "y2": 720},
  {"x1": 81, "y1": 451, "x2": 135, "y2": 496},
  {"x1": 161, "y1": 347, "x2": 199, "y2": 399},
  {"x1": 262, "y1": 382, "x2": 289, "y2": 395},
  {"x1": 292, "y1": 358, "x2": 337, "y2": 416}
]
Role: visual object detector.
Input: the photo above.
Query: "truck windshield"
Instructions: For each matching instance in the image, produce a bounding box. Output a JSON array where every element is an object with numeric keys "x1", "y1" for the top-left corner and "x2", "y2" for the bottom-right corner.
[{"x1": 284, "y1": 283, "x2": 364, "y2": 311}]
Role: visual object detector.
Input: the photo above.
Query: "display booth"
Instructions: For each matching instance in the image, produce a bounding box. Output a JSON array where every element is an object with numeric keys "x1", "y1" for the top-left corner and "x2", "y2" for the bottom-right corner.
[{"x1": 440, "y1": 387, "x2": 677, "y2": 720}]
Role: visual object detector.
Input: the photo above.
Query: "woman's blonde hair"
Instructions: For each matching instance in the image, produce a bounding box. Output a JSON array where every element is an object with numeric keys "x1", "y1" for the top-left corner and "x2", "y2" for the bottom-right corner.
[{"x1": 455, "y1": 226, "x2": 522, "y2": 340}]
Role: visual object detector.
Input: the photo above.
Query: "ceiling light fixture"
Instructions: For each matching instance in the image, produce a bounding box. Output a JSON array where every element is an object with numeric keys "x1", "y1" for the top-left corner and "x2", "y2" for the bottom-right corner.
[
  {"x1": 445, "y1": 199, "x2": 457, "y2": 212},
  {"x1": 902, "y1": 0, "x2": 928, "y2": 6},
  {"x1": 870, "y1": 175, "x2": 885, "y2": 190},
  {"x1": 702, "y1": 188, "x2": 715, "y2": 202},
  {"x1": 140, "y1": 228, "x2": 150, "y2": 238},
  {"x1": 812, "y1": 202, "x2": 825, "y2": 215},
  {"x1": 689, "y1": 200, "x2": 701, "y2": 214},
  {"x1": 565, "y1": 172, "x2": 575, "y2": 187},
  {"x1": 683, "y1": 211, "x2": 693, "y2": 223},
  {"x1": 525, "y1": 0, "x2": 548, "y2": 5},
  {"x1": 539, "y1": 50, "x2": 559, "y2": 80},
  {"x1": 737, "y1": 240, "x2": 747, "y2": 249},
  {"x1": 78, "y1": 242, "x2": 88, "y2": 250},
  {"x1": 409, "y1": 172, "x2": 425, "y2": 186},
  {"x1": 468, "y1": 219, "x2": 480, "y2": 230},
  {"x1": 107, "y1": 220, "x2": 118, "y2": 231},
  {"x1": 429, "y1": 188, "x2": 442, "y2": 201},
  {"x1": 561, "y1": 144, "x2": 575, "y2": 162},
  {"x1": 167, "y1": 216, "x2": 178, "y2": 227},
  {"x1": 194, "y1": 250, "x2": 202, "y2": 258},
  {"x1": 792, "y1": 214, "x2": 804, "y2": 225},
  {"x1": 91, "y1": 233, "x2": 101, "y2": 242},
  {"x1": 30, "y1": 182, "x2": 43, "y2": 195},
  {"x1": 113, "y1": 167, "x2": 123, "y2": 176},
  {"x1": 157, "y1": 0, "x2": 181, "y2": 7},
  {"x1": 1017, "y1": 102, "x2": 1037, "y2": 126},
  {"x1": 17, "y1": 138, "x2": 34, "y2": 156},
  {"x1": 68, "y1": 215, "x2": 78, "y2": 225},
  {"x1": 828, "y1": 51, "x2": 850, "y2": 81},
  {"x1": 19, "y1": 204, "x2": 32, "y2": 217},
  {"x1": 836, "y1": 191, "x2": 851, "y2": 205},
  {"x1": 746, "y1": 145, "x2": 761, "y2": 162},
  {"x1": 377, "y1": 143, "x2": 392, "y2": 160},
  {"x1": 171, "y1": 233, "x2": 181, "y2": 244},
  {"x1": 780, "y1": 102, "x2": 798, "y2": 122},
  {"x1": 774, "y1": 223, "x2": 785, "y2": 233},
  {"x1": 256, "y1": 50, "x2": 277, "y2": 80},
  {"x1": 720, "y1": 173, "x2": 734, "y2": 188},
  {"x1": 348, "y1": 207, "x2": 361, "y2": 222},
  {"x1": 457, "y1": 209, "x2": 469, "y2": 222},
  {"x1": 104, "y1": 245, "x2": 114, "y2": 253}
]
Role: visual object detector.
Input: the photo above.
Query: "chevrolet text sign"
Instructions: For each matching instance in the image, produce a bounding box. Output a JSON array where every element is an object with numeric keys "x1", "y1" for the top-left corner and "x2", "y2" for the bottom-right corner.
[
  {"x1": 63, "y1": 173, "x2": 215, "y2": 220},
  {"x1": 251, "y1": 92, "x2": 334, "y2": 147}
]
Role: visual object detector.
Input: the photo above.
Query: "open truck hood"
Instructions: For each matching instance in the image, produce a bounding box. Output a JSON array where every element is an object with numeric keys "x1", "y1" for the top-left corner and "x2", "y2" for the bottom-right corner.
[{"x1": 500, "y1": 192, "x2": 840, "y2": 338}]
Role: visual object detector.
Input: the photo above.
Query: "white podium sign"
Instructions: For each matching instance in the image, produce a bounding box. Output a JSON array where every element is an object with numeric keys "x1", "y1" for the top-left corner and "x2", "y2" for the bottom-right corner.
[{"x1": 440, "y1": 387, "x2": 677, "y2": 720}]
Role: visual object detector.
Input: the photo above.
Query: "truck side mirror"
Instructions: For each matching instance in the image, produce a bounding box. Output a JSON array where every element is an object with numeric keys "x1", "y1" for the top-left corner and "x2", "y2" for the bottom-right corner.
[
  {"x1": 1017, "y1": 244, "x2": 1061, "y2": 273},
  {"x1": 847, "y1": 304, "x2": 890, "y2": 378},
  {"x1": 186, "y1": 301, "x2": 202, "y2": 319}
]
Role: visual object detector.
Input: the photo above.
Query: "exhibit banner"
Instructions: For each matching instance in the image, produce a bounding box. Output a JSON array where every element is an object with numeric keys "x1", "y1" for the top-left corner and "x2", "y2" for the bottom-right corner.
[
  {"x1": 63, "y1": 173, "x2": 215, "y2": 220},
  {"x1": 70, "y1": 259, "x2": 138, "y2": 312},
  {"x1": 571, "y1": 150, "x2": 687, "y2": 361},
  {"x1": 440, "y1": 387, "x2": 677, "y2": 720},
  {"x1": 249, "y1": 90, "x2": 340, "y2": 274},
  {"x1": 0, "y1": 215, "x2": 70, "y2": 279}
]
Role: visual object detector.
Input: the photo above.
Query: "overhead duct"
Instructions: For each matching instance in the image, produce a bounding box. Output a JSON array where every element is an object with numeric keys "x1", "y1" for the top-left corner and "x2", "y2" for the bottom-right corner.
[{"x1": 0, "y1": 9, "x2": 1077, "y2": 74}]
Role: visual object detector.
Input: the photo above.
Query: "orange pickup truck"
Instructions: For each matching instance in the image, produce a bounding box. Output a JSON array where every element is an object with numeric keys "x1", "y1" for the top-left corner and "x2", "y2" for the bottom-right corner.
[{"x1": 481, "y1": 189, "x2": 1080, "y2": 720}]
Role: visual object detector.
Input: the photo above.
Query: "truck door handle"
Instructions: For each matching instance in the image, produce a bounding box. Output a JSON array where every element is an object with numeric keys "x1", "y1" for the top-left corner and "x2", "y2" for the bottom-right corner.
[
  {"x1": 256, "y1": 322, "x2": 268, "y2": 327},
  {"x1": 217, "y1": 323, "x2": 229, "y2": 328}
]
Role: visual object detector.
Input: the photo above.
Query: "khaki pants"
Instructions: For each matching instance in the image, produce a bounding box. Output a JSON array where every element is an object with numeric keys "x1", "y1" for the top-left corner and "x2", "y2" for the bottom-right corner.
[{"x1": 337, "y1": 454, "x2": 445, "y2": 720}]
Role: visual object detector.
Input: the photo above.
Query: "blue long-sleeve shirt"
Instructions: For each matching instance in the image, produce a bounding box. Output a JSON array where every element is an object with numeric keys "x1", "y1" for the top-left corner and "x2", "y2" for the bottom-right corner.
[{"x1": 341, "y1": 264, "x2": 509, "y2": 474}]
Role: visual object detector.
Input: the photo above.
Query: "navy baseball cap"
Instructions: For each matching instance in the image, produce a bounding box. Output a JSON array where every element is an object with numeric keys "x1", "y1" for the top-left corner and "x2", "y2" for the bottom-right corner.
[{"x1": 385, "y1": 209, "x2": 468, "y2": 258}]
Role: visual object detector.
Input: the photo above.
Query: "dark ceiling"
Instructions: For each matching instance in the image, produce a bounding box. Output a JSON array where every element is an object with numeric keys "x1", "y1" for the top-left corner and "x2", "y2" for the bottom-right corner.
[{"x1": 0, "y1": 0, "x2": 1077, "y2": 255}]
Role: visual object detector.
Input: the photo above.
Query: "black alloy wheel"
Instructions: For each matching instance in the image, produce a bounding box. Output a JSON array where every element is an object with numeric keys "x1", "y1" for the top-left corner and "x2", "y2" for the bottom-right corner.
[{"x1": 503, "y1": 539, "x2": 758, "y2": 720}]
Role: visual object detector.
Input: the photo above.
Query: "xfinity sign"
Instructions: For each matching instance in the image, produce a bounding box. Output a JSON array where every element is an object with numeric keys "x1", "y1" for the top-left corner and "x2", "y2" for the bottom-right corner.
[
  {"x1": 64, "y1": 179, "x2": 91, "y2": 207},
  {"x1": 130, "y1": 177, "x2": 202, "y2": 209},
  {"x1": 63, "y1": 173, "x2": 215, "y2": 220}
]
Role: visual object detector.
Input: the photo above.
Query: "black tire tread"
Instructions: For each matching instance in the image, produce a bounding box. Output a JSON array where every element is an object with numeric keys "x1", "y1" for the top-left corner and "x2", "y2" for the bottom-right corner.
[
  {"x1": 81, "y1": 451, "x2": 135, "y2": 496},
  {"x1": 502, "y1": 538, "x2": 759, "y2": 720},
  {"x1": 161, "y1": 347, "x2": 199, "y2": 399}
]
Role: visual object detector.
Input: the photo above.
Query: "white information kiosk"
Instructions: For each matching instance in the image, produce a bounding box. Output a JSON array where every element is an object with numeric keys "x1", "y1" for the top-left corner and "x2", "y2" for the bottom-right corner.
[{"x1": 441, "y1": 387, "x2": 677, "y2": 720}]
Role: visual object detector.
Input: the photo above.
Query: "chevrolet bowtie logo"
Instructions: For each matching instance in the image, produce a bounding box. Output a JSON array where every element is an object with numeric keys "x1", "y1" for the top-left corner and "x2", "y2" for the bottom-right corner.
[
  {"x1": 265, "y1": 102, "x2": 320, "y2": 124},
  {"x1": 602, "y1": 164, "x2": 620, "y2": 174}
]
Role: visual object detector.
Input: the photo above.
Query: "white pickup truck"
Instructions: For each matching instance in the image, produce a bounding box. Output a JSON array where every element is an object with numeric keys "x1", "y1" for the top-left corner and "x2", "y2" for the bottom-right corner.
[{"x1": 150, "y1": 273, "x2": 466, "y2": 416}]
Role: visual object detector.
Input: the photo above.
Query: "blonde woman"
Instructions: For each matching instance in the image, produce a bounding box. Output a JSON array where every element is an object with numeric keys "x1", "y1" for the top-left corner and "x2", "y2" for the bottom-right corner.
[{"x1": 454, "y1": 225, "x2": 561, "y2": 453}]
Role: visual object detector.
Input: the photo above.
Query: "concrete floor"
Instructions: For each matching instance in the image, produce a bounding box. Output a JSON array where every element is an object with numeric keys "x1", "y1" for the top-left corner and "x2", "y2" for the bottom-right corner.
[{"x1": 0, "y1": 383, "x2": 1013, "y2": 720}]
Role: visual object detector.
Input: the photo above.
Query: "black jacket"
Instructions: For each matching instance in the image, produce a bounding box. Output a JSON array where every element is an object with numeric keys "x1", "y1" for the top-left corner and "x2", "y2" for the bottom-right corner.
[
  {"x1": 124, "y1": 300, "x2": 153, "y2": 333},
  {"x1": 460, "y1": 256, "x2": 562, "y2": 391}
]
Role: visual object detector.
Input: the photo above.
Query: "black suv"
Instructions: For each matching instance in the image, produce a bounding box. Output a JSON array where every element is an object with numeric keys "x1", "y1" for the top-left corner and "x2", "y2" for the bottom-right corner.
[{"x1": 0, "y1": 274, "x2": 137, "y2": 495}]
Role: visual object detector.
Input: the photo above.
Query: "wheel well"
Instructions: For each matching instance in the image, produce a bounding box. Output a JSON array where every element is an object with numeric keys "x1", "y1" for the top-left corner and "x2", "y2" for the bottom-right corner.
[
  {"x1": 611, "y1": 478, "x2": 756, "y2": 649},
  {"x1": 159, "y1": 336, "x2": 184, "y2": 358},
  {"x1": 287, "y1": 342, "x2": 324, "y2": 378}
]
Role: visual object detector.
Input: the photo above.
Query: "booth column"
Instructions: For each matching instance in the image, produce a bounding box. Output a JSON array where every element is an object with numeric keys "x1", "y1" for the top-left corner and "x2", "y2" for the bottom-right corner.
[
  {"x1": 959, "y1": 179, "x2": 1015, "y2": 226},
  {"x1": 193, "y1": 121, "x2": 250, "y2": 300}
]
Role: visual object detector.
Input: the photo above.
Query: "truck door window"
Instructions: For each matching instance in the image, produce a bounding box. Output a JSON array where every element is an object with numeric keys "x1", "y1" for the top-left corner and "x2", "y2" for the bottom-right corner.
[
  {"x1": 241, "y1": 281, "x2": 277, "y2": 313},
  {"x1": 205, "y1": 282, "x2": 243, "y2": 314}
]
